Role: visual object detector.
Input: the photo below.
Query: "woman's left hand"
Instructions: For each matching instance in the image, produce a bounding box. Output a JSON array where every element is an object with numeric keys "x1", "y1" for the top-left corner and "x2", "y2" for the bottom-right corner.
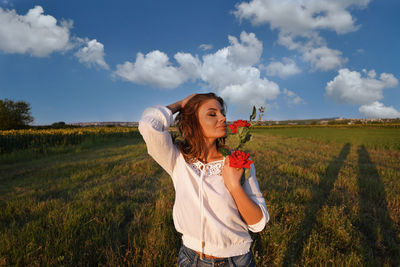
[{"x1": 222, "y1": 156, "x2": 243, "y2": 192}]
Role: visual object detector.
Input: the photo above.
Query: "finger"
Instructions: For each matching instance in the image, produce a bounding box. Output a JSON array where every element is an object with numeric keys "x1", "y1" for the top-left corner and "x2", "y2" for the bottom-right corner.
[
  {"x1": 224, "y1": 156, "x2": 230, "y2": 166},
  {"x1": 182, "y1": 93, "x2": 197, "y2": 108}
]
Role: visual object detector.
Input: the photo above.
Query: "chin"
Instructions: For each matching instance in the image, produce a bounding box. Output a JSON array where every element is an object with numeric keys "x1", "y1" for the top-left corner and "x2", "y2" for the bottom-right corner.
[{"x1": 217, "y1": 131, "x2": 227, "y2": 138}]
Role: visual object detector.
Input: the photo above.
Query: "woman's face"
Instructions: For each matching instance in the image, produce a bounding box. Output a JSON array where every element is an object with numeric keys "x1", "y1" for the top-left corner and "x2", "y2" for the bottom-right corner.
[{"x1": 197, "y1": 99, "x2": 227, "y2": 140}]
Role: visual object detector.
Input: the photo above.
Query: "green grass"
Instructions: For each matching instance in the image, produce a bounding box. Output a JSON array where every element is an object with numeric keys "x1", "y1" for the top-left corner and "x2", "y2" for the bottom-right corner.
[
  {"x1": 252, "y1": 127, "x2": 400, "y2": 150},
  {"x1": 1, "y1": 128, "x2": 399, "y2": 266}
]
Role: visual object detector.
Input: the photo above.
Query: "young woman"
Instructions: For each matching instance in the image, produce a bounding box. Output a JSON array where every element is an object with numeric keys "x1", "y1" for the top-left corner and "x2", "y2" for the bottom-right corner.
[{"x1": 138, "y1": 93, "x2": 269, "y2": 266}]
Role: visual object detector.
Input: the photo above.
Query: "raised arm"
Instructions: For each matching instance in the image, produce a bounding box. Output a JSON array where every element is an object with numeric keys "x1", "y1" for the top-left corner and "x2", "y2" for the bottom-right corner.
[{"x1": 138, "y1": 94, "x2": 197, "y2": 177}]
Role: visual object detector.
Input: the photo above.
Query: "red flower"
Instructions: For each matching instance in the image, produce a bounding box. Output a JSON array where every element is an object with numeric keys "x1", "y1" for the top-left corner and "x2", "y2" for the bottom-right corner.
[
  {"x1": 228, "y1": 124, "x2": 238, "y2": 133},
  {"x1": 235, "y1": 120, "x2": 251, "y2": 128},
  {"x1": 228, "y1": 120, "x2": 250, "y2": 134},
  {"x1": 229, "y1": 150, "x2": 253, "y2": 169}
]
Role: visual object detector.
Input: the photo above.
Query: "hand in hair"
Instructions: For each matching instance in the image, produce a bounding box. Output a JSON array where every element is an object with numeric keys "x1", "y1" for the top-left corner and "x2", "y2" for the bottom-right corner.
[{"x1": 167, "y1": 93, "x2": 197, "y2": 114}]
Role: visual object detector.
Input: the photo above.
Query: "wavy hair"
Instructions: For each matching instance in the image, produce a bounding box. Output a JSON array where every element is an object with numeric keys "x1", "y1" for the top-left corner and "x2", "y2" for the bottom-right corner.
[{"x1": 174, "y1": 93, "x2": 227, "y2": 163}]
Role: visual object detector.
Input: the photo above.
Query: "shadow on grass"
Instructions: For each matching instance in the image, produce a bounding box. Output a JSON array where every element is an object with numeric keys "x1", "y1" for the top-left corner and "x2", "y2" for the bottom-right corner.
[
  {"x1": 282, "y1": 143, "x2": 351, "y2": 266},
  {"x1": 356, "y1": 145, "x2": 400, "y2": 266}
]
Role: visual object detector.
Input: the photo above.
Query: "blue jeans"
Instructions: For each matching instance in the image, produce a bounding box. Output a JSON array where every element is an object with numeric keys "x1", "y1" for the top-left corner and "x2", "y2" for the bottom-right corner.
[{"x1": 177, "y1": 244, "x2": 256, "y2": 267}]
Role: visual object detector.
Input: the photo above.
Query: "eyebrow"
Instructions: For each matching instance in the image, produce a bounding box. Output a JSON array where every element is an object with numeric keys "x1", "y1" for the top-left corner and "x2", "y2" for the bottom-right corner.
[{"x1": 207, "y1": 108, "x2": 225, "y2": 113}]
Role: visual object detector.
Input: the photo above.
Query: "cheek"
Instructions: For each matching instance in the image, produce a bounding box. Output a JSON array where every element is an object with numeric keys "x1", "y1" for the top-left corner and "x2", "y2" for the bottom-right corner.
[{"x1": 200, "y1": 118, "x2": 216, "y2": 135}]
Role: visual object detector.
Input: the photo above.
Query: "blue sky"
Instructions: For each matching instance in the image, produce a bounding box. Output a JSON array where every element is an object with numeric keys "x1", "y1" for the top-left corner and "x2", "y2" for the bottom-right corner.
[{"x1": 0, "y1": 0, "x2": 399, "y2": 125}]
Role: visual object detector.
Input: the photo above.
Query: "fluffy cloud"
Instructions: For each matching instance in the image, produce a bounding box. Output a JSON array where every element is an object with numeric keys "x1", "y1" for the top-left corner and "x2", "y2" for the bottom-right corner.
[
  {"x1": 302, "y1": 46, "x2": 347, "y2": 71},
  {"x1": 114, "y1": 50, "x2": 189, "y2": 89},
  {"x1": 216, "y1": 73, "x2": 279, "y2": 108},
  {"x1": 234, "y1": 0, "x2": 369, "y2": 35},
  {"x1": 359, "y1": 101, "x2": 400, "y2": 118},
  {"x1": 226, "y1": 31, "x2": 262, "y2": 66},
  {"x1": 75, "y1": 38, "x2": 109, "y2": 69},
  {"x1": 195, "y1": 32, "x2": 280, "y2": 107},
  {"x1": 0, "y1": 6, "x2": 72, "y2": 57},
  {"x1": 325, "y1": 68, "x2": 398, "y2": 105},
  {"x1": 0, "y1": 5, "x2": 112, "y2": 71},
  {"x1": 276, "y1": 33, "x2": 347, "y2": 71},
  {"x1": 114, "y1": 31, "x2": 280, "y2": 107},
  {"x1": 283, "y1": 88, "x2": 305, "y2": 105},
  {"x1": 234, "y1": 0, "x2": 369, "y2": 71},
  {"x1": 174, "y1": 52, "x2": 202, "y2": 80},
  {"x1": 265, "y1": 57, "x2": 301, "y2": 78}
]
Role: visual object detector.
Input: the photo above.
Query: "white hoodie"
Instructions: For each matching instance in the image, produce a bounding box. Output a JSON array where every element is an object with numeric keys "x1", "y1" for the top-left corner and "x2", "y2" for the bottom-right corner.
[{"x1": 138, "y1": 105, "x2": 269, "y2": 257}]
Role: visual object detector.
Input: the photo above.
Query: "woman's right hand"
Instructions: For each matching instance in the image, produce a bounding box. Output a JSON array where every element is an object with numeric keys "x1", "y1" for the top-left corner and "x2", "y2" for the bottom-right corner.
[
  {"x1": 180, "y1": 93, "x2": 197, "y2": 109},
  {"x1": 167, "y1": 93, "x2": 197, "y2": 114}
]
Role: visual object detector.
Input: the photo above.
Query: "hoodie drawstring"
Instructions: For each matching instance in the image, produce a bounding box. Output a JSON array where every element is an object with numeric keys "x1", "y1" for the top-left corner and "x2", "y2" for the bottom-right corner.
[{"x1": 199, "y1": 164, "x2": 208, "y2": 260}]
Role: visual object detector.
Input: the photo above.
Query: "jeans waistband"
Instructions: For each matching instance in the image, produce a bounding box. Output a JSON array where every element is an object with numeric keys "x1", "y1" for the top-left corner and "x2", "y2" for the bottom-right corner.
[{"x1": 181, "y1": 244, "x2": 231, "y2": 265}]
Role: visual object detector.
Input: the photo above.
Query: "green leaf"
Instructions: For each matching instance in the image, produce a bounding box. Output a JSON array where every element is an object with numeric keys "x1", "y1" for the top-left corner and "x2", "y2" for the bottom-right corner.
[
  {"x1": 249, "y1": 106, "x2": 257, "y2": 122},
  {"x1": 218, "y1": 147, "x2": 231, "y2": 157},
  {"x1": 245, "y1": 133, "x2": 252, "y2": 143},
  {"x1": 231, "y1": 135, "x2": 241, "y2": 151},
  {"x1": 240, "y1": 172, "x2": 245, "y2": 186},
  {"x1": 238, "y1": 127, "x2": 249, "y2": 140}
]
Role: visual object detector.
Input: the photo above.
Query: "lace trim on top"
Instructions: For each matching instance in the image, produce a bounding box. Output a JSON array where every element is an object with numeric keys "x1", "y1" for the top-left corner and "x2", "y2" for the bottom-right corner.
[{"x1": 189, "y1": 159, "x2": 225, "y2": 177}]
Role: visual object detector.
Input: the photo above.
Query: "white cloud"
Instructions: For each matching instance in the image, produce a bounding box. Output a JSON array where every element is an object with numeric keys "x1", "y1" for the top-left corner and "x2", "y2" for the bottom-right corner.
[
  {"x1": 199, "y1": 44, "x2": 213, "y2": 51},
  {"x1": 283, "y1": 88, "x2": 295, "y2": 97},
  {"x1": 234, "y1": 0, "x2": 370, "y2": 71},
  {"x1": 276, "y1": 32, "x2": 347, "y2": 70},
  {"x1": 114, "y1": 50, "x2": 189, "y2": 89},
  {"x1": 218, "y1": 77, "x2": 279, "y2": 108},
  {"x1": 283, "y1": 88, "x2": 305, "y2": 105},
  {"x1": 234, "y1": 0, "x2": 369, "y2": 35},
  {"x1": 174, "y1": 52, "x2": 202, "y2": 80},
  {"x1": 380, "y1": 72, "x2": 398, "y2": 87},
  {"x1": 325, "y1": 68, "x2": 398, "y2": 105},
  {"x1": 226, "y1": 31, "x2": 262, "y2": 66},
  {"x1": 75, "y1": 38, "x2": 109, "y2": 69},
  {"x1": 114, "y1": 31, "x2": 280, "y2": 109},
  {"x1": 265, "y1": 57, "x2": 301, "y2": 78},
  {"x1": 359, "y1": 101, "x2": 400, "y2": 118},
  {"x1": 302, "y1": 46, "x2": 347, "y2": 71},
  {"x1": 0, "y1": 6, "x2": 72, "y2": 57},
  {"x1": 362, "y1": 69, "x2": 376, "y2": 78},
  {"x1": 198, "y1": 32, "x2": 279, "y2": 107}
]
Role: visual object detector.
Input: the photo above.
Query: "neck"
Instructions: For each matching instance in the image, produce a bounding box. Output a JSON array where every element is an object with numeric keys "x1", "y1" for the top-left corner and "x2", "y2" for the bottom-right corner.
[{"x1": 201, "y1": 138, "x2": 221, "y2": 163}]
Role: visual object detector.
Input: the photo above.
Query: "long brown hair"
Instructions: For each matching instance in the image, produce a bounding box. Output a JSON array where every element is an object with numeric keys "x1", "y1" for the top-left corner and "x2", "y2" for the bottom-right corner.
[{"x1": 174, "y1": 93, "x2": 227, "y2": 163}]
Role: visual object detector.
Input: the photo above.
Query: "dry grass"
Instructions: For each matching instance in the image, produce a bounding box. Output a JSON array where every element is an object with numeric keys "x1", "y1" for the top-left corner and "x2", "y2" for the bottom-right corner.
[{"x1": 0, "y1": 127, "x2": 399, "y2": 266}]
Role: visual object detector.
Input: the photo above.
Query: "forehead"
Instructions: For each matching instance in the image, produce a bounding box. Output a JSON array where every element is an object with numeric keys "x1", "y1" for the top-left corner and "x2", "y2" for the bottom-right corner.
[{"x1": 198, "y1": 99, "x2": 223, "y2": 111}]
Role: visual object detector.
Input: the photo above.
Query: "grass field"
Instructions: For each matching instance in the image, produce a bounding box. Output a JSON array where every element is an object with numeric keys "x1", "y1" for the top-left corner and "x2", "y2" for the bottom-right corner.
[{"x1": 1, "y1": 127, "x2": 399, "y2": 266}]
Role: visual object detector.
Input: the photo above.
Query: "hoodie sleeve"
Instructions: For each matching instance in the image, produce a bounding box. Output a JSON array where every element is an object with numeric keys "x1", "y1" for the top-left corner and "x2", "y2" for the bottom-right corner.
[
  {"x1": 138, "y1": 105, "x2": 179, "y2": 177},
  {"x1": 242, "y1": 163, "x2": 269, "y2": 233}
]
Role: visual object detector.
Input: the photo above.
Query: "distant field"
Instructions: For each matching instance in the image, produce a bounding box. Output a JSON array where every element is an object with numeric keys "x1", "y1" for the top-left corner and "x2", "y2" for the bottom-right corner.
[
  {"x1": 252, "y1": 127, "x2": 400, "y2": 150},
  {"x1": 0, "y1": 127, "x2": 399, "y2": 266}
]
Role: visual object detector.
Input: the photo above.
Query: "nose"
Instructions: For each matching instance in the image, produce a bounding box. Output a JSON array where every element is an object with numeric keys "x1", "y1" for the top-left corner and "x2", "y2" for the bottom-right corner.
[{"x1": 219, "y1": 114, "x2": 226, "y2": 123}]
